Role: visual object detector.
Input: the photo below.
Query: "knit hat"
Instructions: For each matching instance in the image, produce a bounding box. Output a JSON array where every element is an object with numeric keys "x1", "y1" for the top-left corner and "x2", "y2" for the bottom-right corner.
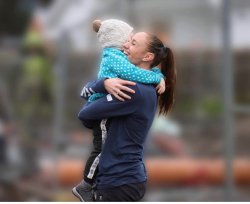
[{"x1": 94, "y1": 19, "x2": 133, "y2": 50}]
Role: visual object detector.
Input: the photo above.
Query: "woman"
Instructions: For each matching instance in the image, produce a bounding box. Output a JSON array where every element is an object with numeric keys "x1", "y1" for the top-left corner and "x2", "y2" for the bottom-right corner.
[
  {"x1": 73, "y1": 20, "x2": 165, "y2": 202},
  {"x1": 78, "y1": 32, "x2": 176, "y2": 201}
]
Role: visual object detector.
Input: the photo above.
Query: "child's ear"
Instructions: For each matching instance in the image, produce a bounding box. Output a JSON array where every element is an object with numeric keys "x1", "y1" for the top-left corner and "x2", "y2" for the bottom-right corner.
[{"x1": 92, "y1": 19, "x2": 102, "y2": 33}]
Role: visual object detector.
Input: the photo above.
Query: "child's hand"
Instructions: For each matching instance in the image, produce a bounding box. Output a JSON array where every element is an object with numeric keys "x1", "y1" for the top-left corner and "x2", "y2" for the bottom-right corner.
[{"x1": 156, "y1": 78, "x2": 165, "y2": 94}]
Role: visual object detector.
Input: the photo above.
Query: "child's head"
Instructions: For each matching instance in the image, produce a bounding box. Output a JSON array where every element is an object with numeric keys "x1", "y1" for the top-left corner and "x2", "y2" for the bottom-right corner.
[{"x1": 93, "y1": 19, "x2": 133, "y2": 50}]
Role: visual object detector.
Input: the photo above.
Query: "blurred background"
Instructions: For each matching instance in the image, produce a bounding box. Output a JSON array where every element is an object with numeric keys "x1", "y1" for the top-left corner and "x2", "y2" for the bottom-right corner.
[{"x1": 0, "y1": 0, "x2": 250, "y2": 201}]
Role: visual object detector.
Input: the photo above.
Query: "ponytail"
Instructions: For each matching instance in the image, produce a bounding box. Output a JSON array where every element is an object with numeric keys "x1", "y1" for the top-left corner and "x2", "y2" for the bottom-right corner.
[
  {"x1": 146, "y1": 34, "x2": 177, "y2": 116},
  {"x1": 159, "y1": 47, "x2": 176, "y2": 115}
]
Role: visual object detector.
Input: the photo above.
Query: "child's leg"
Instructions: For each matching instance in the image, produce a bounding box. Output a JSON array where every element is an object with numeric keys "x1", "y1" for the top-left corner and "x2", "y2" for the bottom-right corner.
[
  {"x1": 84, "y1": 120, "x2": 103, "y2": 184},
  {"x1": 84, "y1": 122, "x2": 102, "y2": 185},
  {"x1": 84, "y1": 118, "x2": 110, "y2": 183},
  {"x1": 72, "y1": 119, "x2": 110, "y2": 201}
]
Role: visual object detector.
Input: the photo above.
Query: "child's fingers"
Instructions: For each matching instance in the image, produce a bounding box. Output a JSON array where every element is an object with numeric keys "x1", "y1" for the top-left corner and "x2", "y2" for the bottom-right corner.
[
  {"x1": 156, "y1": 84, "x2": 160, "y2": 90},
  {"x1": 158, "y1": 89, "x2": 162, "y2": 95},
  {"x1": 157, "y1": 88, "x2": 161, "y2": 94},
  {"x1": 158, "y1": 87, "x2": 165, "y2": 94}
]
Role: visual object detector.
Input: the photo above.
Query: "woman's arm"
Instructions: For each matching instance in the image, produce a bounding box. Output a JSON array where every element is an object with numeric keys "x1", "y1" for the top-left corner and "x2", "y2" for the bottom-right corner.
[
  {"x1": 78, "y1": 85, "x2": 140, "y2": 121},
  {"x1": 80, "y1": 78, "x2": 136, "y2": 101}
]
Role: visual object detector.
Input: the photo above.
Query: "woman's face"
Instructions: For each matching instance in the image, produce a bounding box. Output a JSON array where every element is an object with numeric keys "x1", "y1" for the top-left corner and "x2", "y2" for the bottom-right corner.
[{"x1": 123, "y1": 32, "x2": 150, "y2": 66}]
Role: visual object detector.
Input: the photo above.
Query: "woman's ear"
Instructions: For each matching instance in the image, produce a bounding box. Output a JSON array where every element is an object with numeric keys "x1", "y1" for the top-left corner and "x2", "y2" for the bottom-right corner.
[
  {"x1": 93, "y1": 19, "x2": 102, "y2": 33},
  {"x1": 143, "y1": 52, "x2": 155, "y2": 62}
]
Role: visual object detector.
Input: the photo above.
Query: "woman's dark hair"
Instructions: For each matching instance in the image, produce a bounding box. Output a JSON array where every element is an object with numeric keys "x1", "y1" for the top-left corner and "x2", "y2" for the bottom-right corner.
[{"x1": 146, "y1": 33, "x2": 177, "y2": 115}]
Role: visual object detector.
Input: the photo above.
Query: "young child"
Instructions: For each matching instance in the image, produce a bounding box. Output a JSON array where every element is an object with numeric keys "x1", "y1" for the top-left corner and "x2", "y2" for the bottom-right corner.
[{"x1": 72, "y1": 19, "x2": 165, "y2": 201}]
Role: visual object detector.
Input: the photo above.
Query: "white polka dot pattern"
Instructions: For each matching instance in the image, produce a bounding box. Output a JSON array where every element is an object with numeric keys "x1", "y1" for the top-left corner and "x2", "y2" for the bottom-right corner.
[{"x1": 88, "y1": 48, "x2": 164, "y2": 102}]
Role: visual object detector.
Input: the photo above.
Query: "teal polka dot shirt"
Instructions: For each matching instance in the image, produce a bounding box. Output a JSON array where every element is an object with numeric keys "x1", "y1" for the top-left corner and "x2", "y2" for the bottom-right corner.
[{"x1": 88, "y1": 48, "x2": 164, "y2": 102}]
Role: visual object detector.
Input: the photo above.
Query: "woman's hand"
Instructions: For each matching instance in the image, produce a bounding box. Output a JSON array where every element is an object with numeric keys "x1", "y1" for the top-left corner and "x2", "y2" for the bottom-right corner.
[
  {"x1": 104, "y1": 78, "x2": 136, "y2": 101},
  {"x1": 156, "y1": 78, "x2": 166, "y2": 94}
]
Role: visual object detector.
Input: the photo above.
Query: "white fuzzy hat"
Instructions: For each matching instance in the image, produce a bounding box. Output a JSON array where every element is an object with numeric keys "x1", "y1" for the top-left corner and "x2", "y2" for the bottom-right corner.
[{"x1": 96, "y1": 19, "x2": 133, "y2": 50}]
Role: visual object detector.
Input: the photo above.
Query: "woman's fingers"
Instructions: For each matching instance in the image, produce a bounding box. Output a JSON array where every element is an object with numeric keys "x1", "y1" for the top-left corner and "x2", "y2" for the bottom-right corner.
[
  {"x1": 119, "y1": 79, "x2": 136, "y2": 86},
  {"x1": 104, "y1": 78, "x2": 136, "y2": 100},
  {"x1": 117, "y1": 90, "x2": 131, "y2": 99},
  {"x1": 113, "y1": 92, "x2": 125, "y2": 101},
  {"x1": 112, "y1": 88, "x2": 131, "y2": 100},
  {"x1": 116, "y1": 84, "x2": 135, "y2": 99},
  {"x1": 119, "y1": 84, "x2": 135, "y2": 94}
]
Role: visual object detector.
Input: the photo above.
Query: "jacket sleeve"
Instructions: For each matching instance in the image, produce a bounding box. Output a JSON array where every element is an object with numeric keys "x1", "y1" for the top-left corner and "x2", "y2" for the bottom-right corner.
[
  {"x1": 105, "y1": 53, "x2": 163, "y2": 84},
  {"x1": 80, "y1": 78, "x2": 108, "y2": 99},
  {"x1": 78, "y1": 85, "x2": 140, "y2": 121}
]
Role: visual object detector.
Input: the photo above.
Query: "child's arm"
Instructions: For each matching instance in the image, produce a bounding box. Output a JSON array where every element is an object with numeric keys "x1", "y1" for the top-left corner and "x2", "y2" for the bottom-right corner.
[
  {"x1": 80, "y1": 79, "x2": 107, "y2": 100},
  {"x1": 80, "y1": 83, "x2": 95, "y2": 100},
  {"x1": 106, "y1": 51, "x2": 164, "y2": 84},
  {"x1": 151, "y1": 67, "x2": 164, "y2": 76}
]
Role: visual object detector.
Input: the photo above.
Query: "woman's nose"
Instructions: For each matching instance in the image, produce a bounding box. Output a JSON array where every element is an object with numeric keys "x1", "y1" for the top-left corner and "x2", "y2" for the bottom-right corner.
[{"x1": 123, "y1": 42, "x2": 129, "y2": 49}]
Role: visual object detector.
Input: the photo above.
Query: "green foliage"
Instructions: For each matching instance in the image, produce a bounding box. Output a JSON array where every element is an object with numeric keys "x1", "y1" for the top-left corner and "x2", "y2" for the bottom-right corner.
[{"x1": 199, "y1": 96, "x2": 223, "y2": 118}]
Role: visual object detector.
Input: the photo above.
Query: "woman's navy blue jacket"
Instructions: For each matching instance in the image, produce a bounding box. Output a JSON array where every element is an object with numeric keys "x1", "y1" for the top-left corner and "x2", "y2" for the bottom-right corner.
[{"x1": 78, "y1": 79, "x2": 157, "y2": 189}]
